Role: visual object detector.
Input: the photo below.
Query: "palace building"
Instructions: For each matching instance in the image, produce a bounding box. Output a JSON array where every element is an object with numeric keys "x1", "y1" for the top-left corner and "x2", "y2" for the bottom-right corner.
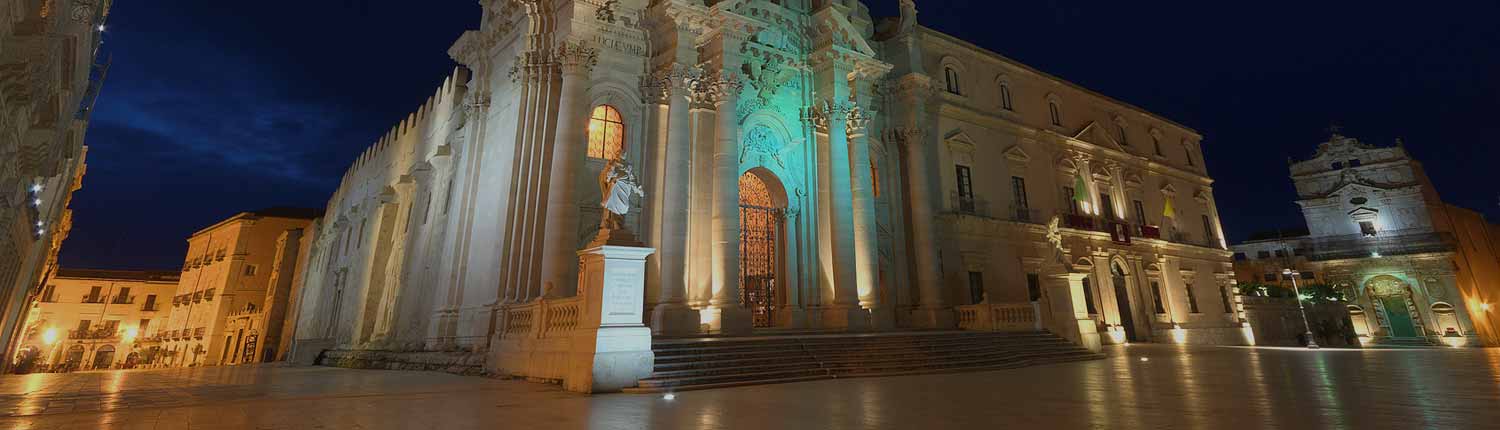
[
  {"x1": 1231, "y1": 133, "x2": 1500, "y2": 347},
  {"x1": 9, "y1": 268, "x2": 178, "y2": 372},
  {"x1": 289, "y1": 0, "x2": 1247, "y2": 387}
]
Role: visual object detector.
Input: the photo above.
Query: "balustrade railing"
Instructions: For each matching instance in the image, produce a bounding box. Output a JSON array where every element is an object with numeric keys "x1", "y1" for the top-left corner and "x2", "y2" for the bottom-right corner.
[
  {"x1": 955, "y1": 302, "x2": 1042, "y2": 332},
  {"x1": 1303, "y1": 229, "x2": 1455, "y2": 261},
  {"x1": 499, "y1": 297, "x2": 586, "y2": 340},
  {"x1": 949, "y1": 191, "x2": 991, "y2": 217}
]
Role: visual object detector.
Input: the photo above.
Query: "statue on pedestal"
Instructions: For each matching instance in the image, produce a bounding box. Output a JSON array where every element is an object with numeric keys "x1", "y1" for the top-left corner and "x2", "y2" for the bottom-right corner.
[{"x1": 593, "y1": 156, "x2": 644, "y2": 246}]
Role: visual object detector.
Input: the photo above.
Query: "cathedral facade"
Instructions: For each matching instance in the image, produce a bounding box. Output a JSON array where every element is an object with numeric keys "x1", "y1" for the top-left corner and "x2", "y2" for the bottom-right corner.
[{"x1": 289, "y1": 0, "x2": 1247, "y2": 364}]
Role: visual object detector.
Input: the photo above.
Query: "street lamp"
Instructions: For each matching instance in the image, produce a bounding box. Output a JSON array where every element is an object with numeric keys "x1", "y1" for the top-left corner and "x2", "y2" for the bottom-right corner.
[{"x1": 1283, "y1": 268, "x2": 1319, "y2": 349}]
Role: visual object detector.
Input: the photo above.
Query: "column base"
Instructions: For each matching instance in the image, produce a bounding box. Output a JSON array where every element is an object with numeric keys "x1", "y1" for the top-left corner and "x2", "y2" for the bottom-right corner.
[
  {"x1": 702, "y1": 304, "x2": 753, "y2": 335},
  {"x1": 910, "y1": 306, "x2": 956, "y2": 329},
  {"x1": 649, "y1": 303, "x2": 702, "y2": 336},
  {"x1": 778, "y1": 307, "x2": 809, "y2": 329},
  {"x1": 820, "y1": 306, "x2": 871, "y2": 330},
  {"x1": 868, "y1": 306, "x2": 897, "y2": 329}
]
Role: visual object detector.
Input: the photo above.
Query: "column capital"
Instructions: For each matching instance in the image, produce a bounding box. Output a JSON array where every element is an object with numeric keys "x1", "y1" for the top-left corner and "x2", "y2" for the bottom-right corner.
[
  {"x1": 555, "y1": 40, "x2": 600, "y2": 76},
  {"x1": 689, "y1": 71, "x2": 744, "y2": 108},
  {"x1": 641, "y1": 63, "x2": 701, "y2": 105}
]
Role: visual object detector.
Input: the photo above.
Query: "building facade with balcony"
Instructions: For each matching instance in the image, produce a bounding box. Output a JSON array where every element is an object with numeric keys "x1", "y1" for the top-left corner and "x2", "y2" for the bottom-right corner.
[
  {"x1": 8, "y1": 268, "x2": 178, "y2": 372},
  {"x1": 160, "y1": 208, "x2": 317, "y2": 367},
  {"x1": 1230, "y1": 133, "x2": 1500, "y2": 347},
  {"x1": 0, "y1": 0, "x2": 111, "y2": 372}
]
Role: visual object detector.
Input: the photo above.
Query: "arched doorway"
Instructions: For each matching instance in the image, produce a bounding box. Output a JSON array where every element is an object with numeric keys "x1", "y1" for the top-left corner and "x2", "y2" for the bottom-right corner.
[
  {"x1": 1367, "y1": 275, "x2": 1421, "y2": 338},
  {"x1": 1110, "y1": 262, "x2": 1139, "y2": 342},
  {"x1": 92, "y1": 345, "x2": 116, "y2": 370},
  {"x1": 739, "y1": 170, "x2": 785, "y2": 328}
]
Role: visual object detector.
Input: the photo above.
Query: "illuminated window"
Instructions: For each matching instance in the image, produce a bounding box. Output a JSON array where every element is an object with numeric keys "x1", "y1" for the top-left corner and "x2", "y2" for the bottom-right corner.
[{"x1": 587, "y1": 105, "x2": 625, "y2": 160}]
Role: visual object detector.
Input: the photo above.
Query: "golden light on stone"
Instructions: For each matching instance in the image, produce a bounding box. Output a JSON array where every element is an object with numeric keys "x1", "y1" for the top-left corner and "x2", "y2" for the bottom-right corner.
[{"x1": 41, "y1": 328, "x2": 58, "y2": 345}]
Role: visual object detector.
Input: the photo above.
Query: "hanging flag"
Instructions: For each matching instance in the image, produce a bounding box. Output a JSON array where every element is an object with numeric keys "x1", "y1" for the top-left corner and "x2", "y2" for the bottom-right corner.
[
  {"x1": 1162, "y1": 196, "x2": 1176, "y2": 219},
  {"x1": 1072, "y1": 174, "x2": 1088, "y2": 202}
]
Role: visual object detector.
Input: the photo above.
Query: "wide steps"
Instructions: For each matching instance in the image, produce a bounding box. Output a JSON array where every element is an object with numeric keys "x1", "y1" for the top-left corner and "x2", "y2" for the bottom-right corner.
[{"x1": 626, "y1": 331, "x2": 1102, "y2": 393}]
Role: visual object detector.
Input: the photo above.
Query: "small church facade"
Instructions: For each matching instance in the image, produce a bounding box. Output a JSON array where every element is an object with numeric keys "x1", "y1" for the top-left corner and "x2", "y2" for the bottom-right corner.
[
  {"x1": 287, "y1": 0, "x2": 1248, "y2": 381},
  {"x1": 1231, "y1": 133, "x2": 1500, "y2": 347}
]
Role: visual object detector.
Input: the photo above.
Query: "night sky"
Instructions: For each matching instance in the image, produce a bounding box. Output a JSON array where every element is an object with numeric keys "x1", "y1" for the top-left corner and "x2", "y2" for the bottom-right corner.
[{"x1": 60, "y1": 1, "x2": 1500, "y2": 270}]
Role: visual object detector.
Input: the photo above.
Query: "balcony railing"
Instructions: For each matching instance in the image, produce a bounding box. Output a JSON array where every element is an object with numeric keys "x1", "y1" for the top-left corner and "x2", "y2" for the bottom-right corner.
[
  {"x1": 1304, "y1": 229, "x2": 1456, "y2": 261},
  {"x1": 1008, "y1": 205, "x2": 1042, "y2": 224},
  {"x1": 68, "y1": 328, "x2": 118, "y2": 340},
  {"x1": 141, "y1": 303, "x2": 160, "y2": 312},
  {"x1": 949, "y1": 192, "x2": 990, "y2": 217},
  {"x1": 194, "y1": 327, "x2": 206, "y2": 338},
  {"x1": 81, "y1": 295, "x2": 105, "y2": 304},
  {"x1": 111, "y1": 295, "x2": 135, "y2": 305}
]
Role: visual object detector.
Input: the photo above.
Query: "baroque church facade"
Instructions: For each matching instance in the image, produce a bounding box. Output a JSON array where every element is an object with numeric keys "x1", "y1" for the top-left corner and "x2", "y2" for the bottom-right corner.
[
  {"x1": 1231, "y1": 133, "x2": 1500, "y2": 347},
  {"x1": 289, "y1": 0, "x2": 1249, "y2": 365}
]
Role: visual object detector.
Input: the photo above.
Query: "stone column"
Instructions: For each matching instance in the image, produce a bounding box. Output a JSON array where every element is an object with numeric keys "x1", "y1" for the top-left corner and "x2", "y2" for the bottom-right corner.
[
  {"x1": 848, "y1": 79, "x2": 886, "y2": 327},
  {"x1": 894, "y1": 75, "x2": 951, "y2": 328},
  {"x1": 703, "y1": 74, "x2": 752, "y2": 334},
  {"x1": 811, "y1": 57, "x2": 870, "y2": 330},
  {"x1": 648, "y1": 65, "x2": 700, "y2": 335},
  {"x1": 538, "y1": 41, "x2": 599, "y2": 299}
]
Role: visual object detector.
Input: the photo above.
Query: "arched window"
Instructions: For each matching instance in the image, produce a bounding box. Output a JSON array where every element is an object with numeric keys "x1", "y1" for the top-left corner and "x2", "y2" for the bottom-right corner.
[
  {"x1": 1048, "y1": 101, "x2": 1062, "y2": 126},
  {"x1": 999, "y1": 82, "x2": 1013, "y2": 110},
  {"x1": 944, "y1": 67, "x2": 961, "y2": 94},
  {"x1": 587, "y1": 105, "x2": 625, "y2": 160}
]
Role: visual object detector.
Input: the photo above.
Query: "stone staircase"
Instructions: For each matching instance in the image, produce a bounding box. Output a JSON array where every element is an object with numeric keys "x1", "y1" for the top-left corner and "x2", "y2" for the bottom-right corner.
[{"x1": 624, "y1": 330, "x2": 1102, "y2": 393}]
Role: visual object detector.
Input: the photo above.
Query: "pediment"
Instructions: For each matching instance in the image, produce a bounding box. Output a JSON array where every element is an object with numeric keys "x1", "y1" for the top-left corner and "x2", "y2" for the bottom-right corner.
[
  {"x1": 1071, "y1": 121, "x2": 1127, "y2": 152},
  {"x1": 944, "y1": 129, "x2": 977, "y2": 153},
  {"x1": 1193, "y1": 189, "x2": 1211, "y2": 203},
  {"x1": 1160, "y1": 182, "x2": 1178, "y2": 196},
  {"x1": 1347, "y1": 206, "x2": 1380, "y2": 217},
  {"x1": 811, "y1": 7, "x2": 878, "y2": 58},
  {"x1": 1003, "y1": 145, "x2": 1031, "y2": 163}
]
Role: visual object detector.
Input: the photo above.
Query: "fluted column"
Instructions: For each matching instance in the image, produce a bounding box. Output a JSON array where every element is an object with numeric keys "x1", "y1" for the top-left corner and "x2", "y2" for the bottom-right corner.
[
  {"x1": 894, "y1": 75, "x2": 952, "y2": 328},
  {"x1": 539, "y1": 41, "x2": 599, "y2": 298},
  {"x1": 704, "y1": 73, "x2": 752, "y2": 334},
  {"x1": 647, "y1": 64, "x2": 701, "y2": 335}
]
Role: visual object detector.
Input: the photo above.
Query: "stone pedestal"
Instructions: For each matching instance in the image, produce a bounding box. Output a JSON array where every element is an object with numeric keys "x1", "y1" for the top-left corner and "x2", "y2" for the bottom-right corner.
[
  {"x1": 702, "y1": 305, "x2": 753, "y2": 335},
  {"x1": 566, "y1": 244, "x2": 656, "y2": 393},
  {"x1": 1045, "y1": 273, "x2": 1102, "y2": 353},
  {"x1": 820, "y1": 306, "x2": 871, "y2": 330},
  {"x1": 869, "y1": 306, "x2": 897, "y2": 329},
  {"x1": 650, "y1": 303, "x2": 700, "y2": 336}
]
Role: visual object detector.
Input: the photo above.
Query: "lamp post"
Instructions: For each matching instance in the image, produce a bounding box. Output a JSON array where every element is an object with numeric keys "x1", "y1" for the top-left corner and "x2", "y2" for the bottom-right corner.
[{"x1": 1283, "y1": 268, "x2": 1319, "y2": 349}]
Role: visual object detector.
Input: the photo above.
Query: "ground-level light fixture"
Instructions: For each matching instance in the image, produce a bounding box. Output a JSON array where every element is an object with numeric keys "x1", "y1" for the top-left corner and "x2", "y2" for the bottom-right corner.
[{"x1": 662, "y1": 393, "x2": 676, "y2": 401}]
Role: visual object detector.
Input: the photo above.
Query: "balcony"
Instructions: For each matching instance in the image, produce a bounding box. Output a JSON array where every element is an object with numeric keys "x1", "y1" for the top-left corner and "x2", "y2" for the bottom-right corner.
[
  {"x1": 1007, "y1": 205, "x2": 1042, "y2": 224},
  {"x1": 1136, "y1": 224, "x2": 1162, "y2": 240},
  {"x1": 80, "y1": 295, "x2": 105, "y2": 304},
  {"x1": 68, "y1": 328, "x2": 118, "y2": 340},
  {"x1": 141, "y1": 303, "x2": 160, "y2": 312},
  {"x1": 1304, "y1": 229, "x2": 1456, "y2": 262},
  {"x1": 110, "y1": 295, "x2": 135, "y2": 305},
  {"x1": 193, "y1": 327, "x2": 206, "y2": 339},
  {"x1": 950, "y1": 192, "x2": 990, "y2": 217}
]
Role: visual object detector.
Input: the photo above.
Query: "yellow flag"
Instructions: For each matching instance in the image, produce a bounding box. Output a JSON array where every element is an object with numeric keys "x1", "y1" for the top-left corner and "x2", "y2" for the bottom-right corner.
[{"x1": 1163, "y1": 197, "x2": 1175, "y2": 219}]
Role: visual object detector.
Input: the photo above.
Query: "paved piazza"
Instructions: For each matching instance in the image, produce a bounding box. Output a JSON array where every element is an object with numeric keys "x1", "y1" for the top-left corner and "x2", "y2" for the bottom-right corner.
[{"x1": 2, "y1": 345, "x2": 1497, "y2": 429}]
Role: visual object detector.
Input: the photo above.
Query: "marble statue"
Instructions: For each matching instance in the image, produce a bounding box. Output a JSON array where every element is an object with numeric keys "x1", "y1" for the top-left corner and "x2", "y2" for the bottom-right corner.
[{"x1": 598, "y1": 156, "x2": 643, "y2": 231}]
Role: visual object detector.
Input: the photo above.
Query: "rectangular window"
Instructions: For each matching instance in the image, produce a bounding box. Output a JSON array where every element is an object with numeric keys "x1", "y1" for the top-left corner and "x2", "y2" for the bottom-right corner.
[
  {"x1": 113, "y1": 287, "x2": 132, "y2": 304},
  {"x1": 1233, "y1": 252, "x2": 1247, "y2": 261},
  {"x1": 1133, "y1": 200, "x2": 1147, "y2": 225},
  {"x1": 1011, "y1": 176, "x2": 1028, "y2": 209},
  {"x1": 1256, "y1": 250, "x2": 1271, "y2": 259},
  {"x1": 76, "y1": 319, "x2": 91, "y2": 333},
  {"x1": 1026, "y1": 273, "x2": 1042, "y2": 302},
  {"x1": 1274, "y1": 249, "x2": 1286, "y2": 258},
  {"x1": 967, "y1": 271, "x2": 985, "y2": 304},
  {"x1": 1117, "y1": 125, "x2": 1129, "y2": 146},
  {"x1": 244, "y1": 265, "x2": 257, "y2": 276},
  {"x1": 955, "y1": 165, "x2": 974, "y2": 213},
  {"x1": 1201, "y1": 215, "x2": 1215, "y2": 242},
  {"x1": 1153, "y1": 137, "x2": 1164, "y2": 156},
  {"x1": 1000, "y1": 84, "x2": 1013, "y2": 110},
  {"x1": 1063, "y1": 187, "x2": 1079, "y2": 215},
  {"x1": 139, "y1": 319, "x2": 151, "y2": 333},
  {"x1": 87, "y1": 286, "x2": 102, "y2": 303},
  {"x1": 1359, "y1": 221, "x2": 1378, "y2": 237},
  {"x1": 143, "y1": 294, "x2": 157, "y2": 310},
  {"x1": 1151, "y1": 281, "x2": 1166, "y2": 314},
  {"x1": 1220, "y1": 286, "x2": 1234, "y2": 313},
  {"x1": 1049, "y1": 102, "x2": 1062, "y2": 126},
  {"x1": 1082, "y1": 278, "x2": 1098, "y2": 314},
  {"x1": 1185, "y1": 147, "x2": 1196, "y2": 166},
  {"x1": 1186, "y1": 283, "x2": 1201, "y2": 313},
  {"x1": 1100, "y1": 193, "x2": 1115, "y2": 219},
  {"x1": 102, "y1": 320, "x2": 120, "y2": 334}
]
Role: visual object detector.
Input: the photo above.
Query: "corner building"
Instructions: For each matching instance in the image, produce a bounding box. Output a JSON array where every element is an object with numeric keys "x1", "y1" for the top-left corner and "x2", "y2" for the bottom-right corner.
[{"x1": 292, "y1": 0, "x2": 1246, "y2": 363}]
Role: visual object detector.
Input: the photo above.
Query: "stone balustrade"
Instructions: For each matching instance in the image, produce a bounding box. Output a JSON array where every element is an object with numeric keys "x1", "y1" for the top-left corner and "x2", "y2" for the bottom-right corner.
[{"x1": 956, "y1": 302, "x2": 1043, "y2": 332}]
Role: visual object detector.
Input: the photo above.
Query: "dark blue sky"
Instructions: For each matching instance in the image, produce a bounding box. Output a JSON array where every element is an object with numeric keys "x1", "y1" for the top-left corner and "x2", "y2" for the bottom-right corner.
[{"x1": 61, "y1": 1, "x2": 1499, "y2": 270}]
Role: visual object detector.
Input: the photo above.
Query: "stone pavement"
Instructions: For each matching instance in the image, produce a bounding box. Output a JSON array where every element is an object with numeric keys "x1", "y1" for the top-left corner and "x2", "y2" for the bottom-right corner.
[{"x1": 2, "y1": 344, "x2": 1497, "y2": 429}]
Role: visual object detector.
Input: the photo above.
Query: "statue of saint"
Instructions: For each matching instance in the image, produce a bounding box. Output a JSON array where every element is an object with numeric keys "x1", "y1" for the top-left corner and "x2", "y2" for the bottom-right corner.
[{"x1": 598, "y1": 156, "x2": 644, "y2": 231}]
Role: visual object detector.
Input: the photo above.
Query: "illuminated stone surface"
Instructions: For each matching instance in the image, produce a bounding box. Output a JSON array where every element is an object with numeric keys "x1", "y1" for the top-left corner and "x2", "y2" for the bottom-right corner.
[{"x1": 3, "y1": 344, "x2": 1498, "y2": 429}]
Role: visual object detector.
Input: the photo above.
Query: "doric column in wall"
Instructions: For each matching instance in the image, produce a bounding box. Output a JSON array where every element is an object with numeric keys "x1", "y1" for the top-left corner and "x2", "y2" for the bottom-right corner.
[
  {"x1": 891, "y1": 74, "x2": 952, "y2": 328},
  {"x1": 809, "y1": 54, "x2": 869, "y2": 330},
  {"x1": 538, "y1": 40, "x2": 599, "y2": 299},
  {"x1": 645, "y1": 63, "x2": 701, "y2": 335}
]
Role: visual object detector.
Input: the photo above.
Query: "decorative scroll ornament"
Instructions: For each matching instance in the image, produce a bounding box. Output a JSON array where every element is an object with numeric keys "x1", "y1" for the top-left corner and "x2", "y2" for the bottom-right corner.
[
  {"x1": 800, "y1": 99, "x2": 858, "y2": 134},
  {"x1": 688, "y1": 72, "x2": 745, "y2": 108},
  {"x1": 641, "y1": 64, "x2": 700, "y2": 105},
  {"x1": 845, "y1": 104, "x2": 871, "y2": 135}
]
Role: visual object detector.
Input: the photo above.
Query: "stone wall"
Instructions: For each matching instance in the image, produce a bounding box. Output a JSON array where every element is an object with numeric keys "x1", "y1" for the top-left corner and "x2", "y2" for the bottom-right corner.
[
  {"x1": 1242, "y1": 296, "x2": 1358, "y2": 347},
  {"x1": 318, "y1": 349, "x2": 487, "y2": 377}
]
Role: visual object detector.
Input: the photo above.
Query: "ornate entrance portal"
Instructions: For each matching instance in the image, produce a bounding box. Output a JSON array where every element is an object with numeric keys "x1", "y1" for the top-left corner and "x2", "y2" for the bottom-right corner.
[{"x1": 739, "y1": 172, "x2": 782, "y2": 328}]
